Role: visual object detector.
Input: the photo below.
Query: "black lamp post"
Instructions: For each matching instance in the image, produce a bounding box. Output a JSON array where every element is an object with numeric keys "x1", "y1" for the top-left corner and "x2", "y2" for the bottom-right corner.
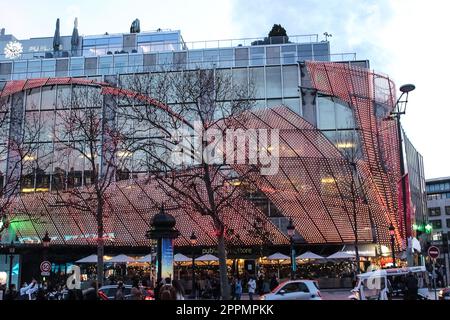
[
  {"x1": 391, "y1": 83, "x2": 415, "y2": 266},
  {"x1": 287, "y1": 218, "x2": 296, "y2": 280},
  {"x1": 389, "y1": 223, "x2": 396, "y2": 268},
  {"x1": 8, "y1": 241, "x2": 15, "y2": 289},
  {"x1": 190, "y1": 231, "x2": 197, "y2": 299}
]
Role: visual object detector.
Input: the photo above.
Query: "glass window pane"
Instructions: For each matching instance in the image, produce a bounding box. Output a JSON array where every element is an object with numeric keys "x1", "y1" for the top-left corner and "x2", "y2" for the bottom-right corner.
[
  {"x1": 266, "y1": 46, "x2": 280, "y2": 65},
  {"x1": 188, "y1": 50, "x2": 203, "y2": 69},
  {"x1": 13, "y1": 61, "x2": 27, "y2": 79},
  {"x1": 235, "y1": 48, "x2": 249, "y2": 67},
  {"x1": 267, "y1": 99, "x2": 282, "y2": 108},
  {"x1": 27, "y1": 60, "x2": 41, "y2": 78},
  {"x1": 318, "y1": 97, "x2": 335, "y2": 130},
  {"x1": 281, "y1": 45, "x2": 297, "y2": 64},
  {"x1": 158, "y1": 52, "x2": 173, "y2": 66},
  {"x1": 26, "y1": 88, "x2": 40, "y2": 110},
  {"x1": 250, "y1": 47, "x2": 264, "y2": 66},
  {"x1": 70, "y1": 57, "x2": 84, "y2": 77},
  {"x1": 282, "y1": 65, "x2": 298, "y2": 97},
  {"x1": 298, "y1": 44, "x2": 313, "y2": 61},
  {"x1": 39, "y1": 110, "x2": 55, "y2": 142},
  {"x1": 114, "y1": 55, "x2": 128, "y2": 74},
  {"x1": 249, "y1": 67, "x2": 265, "y2": 99},
  {"x1": 266, "y1": 66, "x2": 282, "y2": 98},
  {"x1": 283, "y1": 98, "x2": 300, "y2": 114},
  {"x1": 42, "y1": 59, "x2": 55, "y2": 77},
  {"x1": 219, "y1": 49, "x2": 233, "y2": 68},
  {"x1": 335, "y1": 101, "x2": 355, "y2": 129},
  {"x1": 41, "y1": 87, "x2": 56, "y2": 110},
  {"x1": 128, "y1": 54, "x2": 143, "y2": 73},
  {"x1": 99, "y1": 56, "x2": 113, "y2": 74},
  {"x1": 203, "y1": 49, "x2": 219, "y2": 68}
]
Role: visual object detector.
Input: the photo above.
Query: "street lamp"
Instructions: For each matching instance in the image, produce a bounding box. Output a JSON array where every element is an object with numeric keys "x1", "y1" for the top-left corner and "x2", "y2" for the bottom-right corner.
[
  {"x1": 42, "y1": 231, "x2": 51, "y2": 248},
  {"x1": 389, "y1": 223, "x2": 396, "y2": 268},
  {"x1": 190, "y1": 231, "x2": 197, "y2": 299},
  {"x1": 8, "y1": 241, "x2": 15, "y2": 289},
  {"x1": 287, "y1": 218, "x2": 296, "y2": 280},
  {"x1": 391, "y1": 83, "x2": 415, "y2": 266}
]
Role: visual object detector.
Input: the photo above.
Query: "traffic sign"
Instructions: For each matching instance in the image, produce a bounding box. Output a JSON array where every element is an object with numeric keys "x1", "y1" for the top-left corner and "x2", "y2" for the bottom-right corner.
[
  {"x1": 40, "y1": 260, "x2": 51, "y2": 276},
  {"x1": 428, "y1": 246, "x2": 440, "y2": 259}
]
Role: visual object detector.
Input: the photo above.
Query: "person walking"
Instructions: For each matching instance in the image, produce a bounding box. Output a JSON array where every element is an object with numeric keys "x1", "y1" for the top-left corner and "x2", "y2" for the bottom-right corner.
[
  {"x1": 256, "y1": 275, "x2": 264, "y2": 296},
  {"x1": 270, "y1": 274, "x2": 279, "y2": 291},
  {"x1": 404, "y1": 272, "x2": 418, "y2": 300},
  {"x1": 115, "y1": 281, "x2": 125, "y2": 300},
  {"x1": 248, "y1": 277, "x2": 256, "y2": 301},
  {"x1": 130, "y1": 279, "x2": 143, "y2": 300},
  {"x1": 235, "y1": 277, "x2": 243, "y2": 300},
  {"x1": 4, "y1": 284, "x2": 18, "y2": 300},
  {"x1": 159, "y1": 278, "x2": 176, "y2": 300},
  {"x1": 172, "y1": 279, "x2": 185, "y2": 300}
]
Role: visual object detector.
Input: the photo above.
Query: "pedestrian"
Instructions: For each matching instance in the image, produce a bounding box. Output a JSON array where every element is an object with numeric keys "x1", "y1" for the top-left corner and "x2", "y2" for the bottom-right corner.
[
  {"x1": 4, "y1": 284, "x2": 18, "y2": 300},
  {"x1": 130, "y1": 279, "x2": 143, "y2": 300},
  {"x1": 115, "y1": 281, "x2": 125, "y2": 300},
  {"x1": 247, "y1": 277, "x2": 256, "y2": 301},
  {"x1": 257, "y1": 275, "x2": 264, "y2": 295},
  {"x1": 404, "y1": 272, "x2": 418, "y2": 300},
  {"x1": 235, "y1": 277, "x2": 243, "y2": 300},
  {"x1": 172, "y1": 279, "x2": 185, "y2": 300},
  {"x1": 229, "y1": 277, "x2": 236, "y2": 300},
  {"x1": 270, "y1": 274, "x2": 279, "y2": 291},
  {"x1": 159, "y1": 278, "x2": 176, "y2": 300}
]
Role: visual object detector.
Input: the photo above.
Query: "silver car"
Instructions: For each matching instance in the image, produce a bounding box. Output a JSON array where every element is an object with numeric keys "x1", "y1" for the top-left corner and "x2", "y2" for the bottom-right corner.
[{"x1": 260, "y1": 280, "x2": 322, "y2": 300}]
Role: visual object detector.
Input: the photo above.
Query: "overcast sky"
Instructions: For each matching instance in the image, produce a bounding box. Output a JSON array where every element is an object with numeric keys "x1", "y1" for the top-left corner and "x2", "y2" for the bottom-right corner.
[{"x1": 1, "y1": 0, "x2": 449, "y2": 179}]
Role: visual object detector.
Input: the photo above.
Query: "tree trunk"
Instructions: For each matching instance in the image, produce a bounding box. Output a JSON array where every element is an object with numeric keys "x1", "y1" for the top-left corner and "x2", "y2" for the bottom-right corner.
[
  {"x1": 97, "y1": 200, "x2": 104, "y2": 288},
  {"x1": 217, "y1": 231, "x2": 230, "y2": 300}
]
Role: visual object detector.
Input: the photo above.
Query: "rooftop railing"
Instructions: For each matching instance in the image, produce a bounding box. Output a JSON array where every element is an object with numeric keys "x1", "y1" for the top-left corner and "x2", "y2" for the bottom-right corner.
[{"x1": 0, "y1": 34, "x2": 322, "y2": 61}]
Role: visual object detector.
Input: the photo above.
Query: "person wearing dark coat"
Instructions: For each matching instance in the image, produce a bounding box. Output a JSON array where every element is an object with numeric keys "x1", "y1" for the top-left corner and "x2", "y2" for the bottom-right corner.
[{"x1": 404, "y1": 272, "x2": 418, "y2": 300}]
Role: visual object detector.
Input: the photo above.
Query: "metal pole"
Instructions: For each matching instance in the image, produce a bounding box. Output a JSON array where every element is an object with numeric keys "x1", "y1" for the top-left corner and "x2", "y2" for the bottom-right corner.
[
  {"x1": 290, "y1": 237, "x2": 294, "y2": 280},
  {"x1": 391, "y1": 235, "x2": 396, "y2": 268},
  {"x1": 8, "y1": 254, "x2": 13, "y2": 289},
  {"x1": 191, "y1": 248, "x2": 196, "y2": 299},
  {"x1": 433, "y1": 260, "x2": 437, "y2": 300},
  {"x1": 396, "y1": 114, "x2": 412, "y2": 266}
]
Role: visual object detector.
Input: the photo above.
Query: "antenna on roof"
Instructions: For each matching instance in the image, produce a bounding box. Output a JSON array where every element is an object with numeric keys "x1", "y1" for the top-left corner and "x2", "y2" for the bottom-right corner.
[{"x1": 323, "y1": 32, "x2": 332, "y2": 42}]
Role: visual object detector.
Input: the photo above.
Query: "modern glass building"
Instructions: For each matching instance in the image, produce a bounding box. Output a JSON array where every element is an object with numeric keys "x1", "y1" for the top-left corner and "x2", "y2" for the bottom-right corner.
[{"x1": 0, "y1": 24, "x2": 426, "y2": 283}]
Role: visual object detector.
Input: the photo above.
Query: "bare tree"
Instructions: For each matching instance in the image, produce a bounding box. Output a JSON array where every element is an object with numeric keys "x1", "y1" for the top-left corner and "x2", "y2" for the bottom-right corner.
[
  {"x1": 122, "y1": 68, "x2": 259, "y2": 299},
  {"x1": 0, "y1": 95, "x2": 45, "y2": 236},
  {"x1": 332, "y1": 129, "x2": 373, "y2": 273},
  {"x1": 51, "y1": 84, "x2": 125, "y2": 287}
]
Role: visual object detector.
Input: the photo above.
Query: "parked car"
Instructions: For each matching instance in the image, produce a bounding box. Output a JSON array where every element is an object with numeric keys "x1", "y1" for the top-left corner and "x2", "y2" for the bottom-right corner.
[
  {"x1": 260, "y1": 280, "x2": 322, "y2": 300},
  {"x1": 98, "y1": 285, "x2": 154, "y2": 300},
  {"x1": 438, "y1": 287, "x2": 450, "y2": 300}
]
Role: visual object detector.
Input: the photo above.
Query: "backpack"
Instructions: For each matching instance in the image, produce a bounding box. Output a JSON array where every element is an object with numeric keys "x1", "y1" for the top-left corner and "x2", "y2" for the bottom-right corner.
[{"x1": 159, "y1": 285, "x2": 175, "y2": 300}]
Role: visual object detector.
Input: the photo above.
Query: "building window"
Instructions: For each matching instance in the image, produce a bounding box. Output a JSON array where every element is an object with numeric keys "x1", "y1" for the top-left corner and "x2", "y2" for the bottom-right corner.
[
  {"x1": 430, "y1": 220, "x2": 442, "y2": 229},
  {"x1": 428, "y1": 207, "x2": 441, "y2": 217},
  {"x1": 446, "y1": 206, "x2": 450, "y2": 215},
  {"x1": 447, "y1": 219, "x2": 450, "y2": 228}
]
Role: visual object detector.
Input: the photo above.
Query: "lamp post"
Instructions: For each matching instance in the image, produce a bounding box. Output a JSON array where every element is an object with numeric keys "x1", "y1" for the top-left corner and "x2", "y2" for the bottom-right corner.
[
  {"x1": 42, "y1": 231, "x2": 51, "y2": 281},
  {"x1": 8, "y1": 241, "x2": 15, "y2": 289},
  {"x1": 190, "y1": 231, "x2": 197, "y2": 299},
  {"x1": 145, "y1": 205, "x2": 180, "y2": 285},
  {"x1": 389, "y1": 223, "x2": 396, "y2": 268},
  {"x1": 391, "y1": 83, "x2": 415, "y2": 266},
  {"x1": 287, "y1": 218, "x2": 296, "y2": 280}
]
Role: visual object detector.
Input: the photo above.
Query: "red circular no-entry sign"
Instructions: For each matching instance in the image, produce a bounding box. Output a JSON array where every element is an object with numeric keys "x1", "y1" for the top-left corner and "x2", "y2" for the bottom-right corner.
[
  {"x1": 428, "y1": 246, "x2": 440, "y2": 259},
  {"x1": 40, "y1": 261, "x2": 51, "y2": 274}
]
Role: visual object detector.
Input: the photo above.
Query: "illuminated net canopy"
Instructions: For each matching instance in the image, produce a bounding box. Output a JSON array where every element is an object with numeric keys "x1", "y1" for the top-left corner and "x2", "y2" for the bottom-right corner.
[{"x1": 0, "y1": 65, "x2": 405, "y2": 248}]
